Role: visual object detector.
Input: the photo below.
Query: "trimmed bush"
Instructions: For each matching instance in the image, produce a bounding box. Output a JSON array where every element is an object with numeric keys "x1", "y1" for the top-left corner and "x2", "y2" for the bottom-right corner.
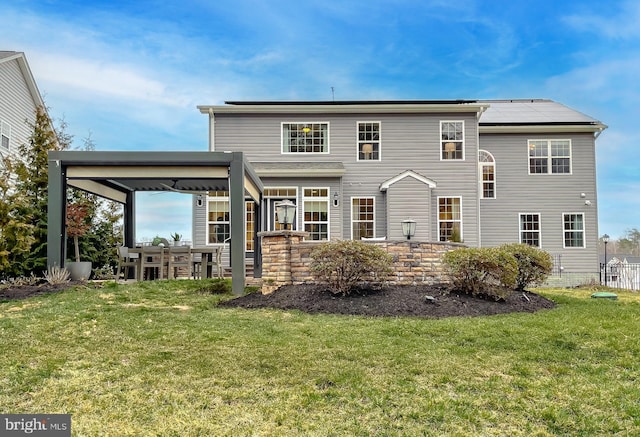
[
  {"x1": 310, "y1": 240, "x2": 394, "y2": 295},
  {"x1": 501, "y1": 243, "x2": 553, "y2": 290},
  {"x1": 442, "y1": 247, "x2": 517, "y2": 300}
]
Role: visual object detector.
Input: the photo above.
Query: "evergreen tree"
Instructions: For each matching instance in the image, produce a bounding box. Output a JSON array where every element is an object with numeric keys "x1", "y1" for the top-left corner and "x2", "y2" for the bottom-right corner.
[
  {"x1": 0, "y1": 156, "x2": 35, "y2": 278},
  {"x1": 13, "y1": 106, "x2": 70, "y2": 276}
]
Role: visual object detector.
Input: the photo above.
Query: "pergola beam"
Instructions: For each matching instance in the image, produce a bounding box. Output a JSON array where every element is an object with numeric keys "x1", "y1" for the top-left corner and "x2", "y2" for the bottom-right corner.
[{"x1": 46, "y1": 151, "x2": 263, "y2": 295}]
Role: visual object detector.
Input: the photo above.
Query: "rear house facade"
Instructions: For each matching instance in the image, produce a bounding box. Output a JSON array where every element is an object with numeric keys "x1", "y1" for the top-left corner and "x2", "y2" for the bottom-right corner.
[{"x1": 194, "y1": 100, "x2": 606, "y2": 285}]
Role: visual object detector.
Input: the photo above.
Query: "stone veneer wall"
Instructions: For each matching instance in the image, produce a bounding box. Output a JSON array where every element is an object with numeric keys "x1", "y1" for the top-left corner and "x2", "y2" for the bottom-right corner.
[{"x1": 259, "y1": 230, "x2": 462, "y2": 294}]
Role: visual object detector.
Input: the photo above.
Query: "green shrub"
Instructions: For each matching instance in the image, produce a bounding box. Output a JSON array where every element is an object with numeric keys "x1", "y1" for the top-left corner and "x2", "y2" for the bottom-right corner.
[
  {"x1": 310, "y1": 240, "x2": 394, "y2": 295},
  {"x1": 198, "y1": 278, "x2": 231, "y2": 294},
  {"x1": 442, "y1": 247, "x2": 517, "y2": 300},
  {"x1": 500, "y1": 243, "x2": 553, "y2": 290}
]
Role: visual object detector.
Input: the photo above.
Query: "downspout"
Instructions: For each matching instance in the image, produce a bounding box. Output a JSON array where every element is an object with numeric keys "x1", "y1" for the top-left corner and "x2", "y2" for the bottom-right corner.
[
  {"x1": 209, "y1": 108, "x2": 215, "y2": 151},
  {"x1": 476, "y1": 104, "x2": 489, "y2": 247}
]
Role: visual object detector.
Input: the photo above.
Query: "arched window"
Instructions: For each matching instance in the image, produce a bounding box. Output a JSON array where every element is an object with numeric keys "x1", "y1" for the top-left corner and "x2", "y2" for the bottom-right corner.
[{"x1": 479, "y1": 150, "x2": 495, "y2": 199}]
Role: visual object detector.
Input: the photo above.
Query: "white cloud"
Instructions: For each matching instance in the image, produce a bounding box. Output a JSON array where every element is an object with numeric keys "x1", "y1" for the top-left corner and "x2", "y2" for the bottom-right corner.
[
  {"x1": 564, "y1": 1, "x2": 640, "y2": 39},
  {"x1": 29, "y1": 52, "x2": 190, "y2": 107}
]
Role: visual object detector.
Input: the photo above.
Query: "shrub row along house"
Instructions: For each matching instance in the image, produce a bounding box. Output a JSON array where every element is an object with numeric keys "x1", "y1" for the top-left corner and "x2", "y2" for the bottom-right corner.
[{"x1": 194, "y1": 100, "x2": 606, "y2": 286}]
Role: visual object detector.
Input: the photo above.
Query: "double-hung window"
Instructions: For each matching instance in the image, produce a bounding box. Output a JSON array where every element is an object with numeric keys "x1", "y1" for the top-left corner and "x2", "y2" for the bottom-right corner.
[
  {"x1": 438, "y1": 197, "x2": 462, "y2": 241},
  {"x1": 357, "y1": 122, "x2": 380, "y2": 160},
  {"x1": 519, "y1": 213, "x2": 541, "y2": 247},
  {"x1": 1, "y1": 121, "x2": 10, "y2": 150},
  {"x1": 529, "y1": 140, "x2": 571, "y2": 174},
  {"x1": 479, "y1": 150, "x2": 495, "y2": 199},
  {"x1": 441, "y1": 121, "x2": 464, "y2": 160},
  {"x1": 351, "y1": 197, "x2": 375, "y2": 239},
  {"x1": 563, "y1": 213, "x2": 585, "y2": 248},
  {"x1": 245, "y1": 201, "x2": 255, "y2": 252},
  {"x1": 207, "y1": 192, "x2": 230, "y2": 244},
  {"x1": 303, "y1": 188, "x2": 329, "y2": 240},
  {"x1": 282, "y1": 123, "x2": 329, "y2": 153}
]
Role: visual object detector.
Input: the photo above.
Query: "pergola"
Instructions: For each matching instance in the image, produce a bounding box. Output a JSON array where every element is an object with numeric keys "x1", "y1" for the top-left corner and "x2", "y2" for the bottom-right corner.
[{"x1": 47, "y1": 150, "x2": 263, "y2": 295}]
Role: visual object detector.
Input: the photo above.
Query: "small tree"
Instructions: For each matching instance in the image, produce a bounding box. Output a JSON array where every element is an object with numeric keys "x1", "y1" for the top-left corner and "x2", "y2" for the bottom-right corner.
[
  {"x1": 310, "y1": 240, "x2": 393, "y2": 295},
  {"x1": 66, "y1": 203, "x2": 91, "y2": 262}
]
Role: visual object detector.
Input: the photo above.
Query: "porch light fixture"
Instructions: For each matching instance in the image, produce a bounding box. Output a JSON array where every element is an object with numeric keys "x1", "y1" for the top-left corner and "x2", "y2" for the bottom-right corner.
[
  {"x1": 196, "y1": 194, "x2": 204, "y2": 207},
  {"x1": 333, "y1": 191, "x2": 339, "y2": 207},
  {"x1": 401, "y1": 219, "x2": 416, "y2": 240},
  {"x1": 276, "y1": 199, "x2": 296, "y2": 230}
]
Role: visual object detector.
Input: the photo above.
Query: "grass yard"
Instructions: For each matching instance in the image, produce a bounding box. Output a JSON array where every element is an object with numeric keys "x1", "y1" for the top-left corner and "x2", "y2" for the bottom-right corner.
[{"x1": 1, "y1": 280, "x2": 639, "y2": 436}]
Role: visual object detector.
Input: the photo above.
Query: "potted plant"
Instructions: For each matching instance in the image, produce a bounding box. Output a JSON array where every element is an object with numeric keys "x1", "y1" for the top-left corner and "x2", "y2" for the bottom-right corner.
[
  {"x1": 66, "y1": 202, "x2": 92, "y2": 280},
  {"x1": 170, "y1": 232, "x2": 182, "y2": 246}
]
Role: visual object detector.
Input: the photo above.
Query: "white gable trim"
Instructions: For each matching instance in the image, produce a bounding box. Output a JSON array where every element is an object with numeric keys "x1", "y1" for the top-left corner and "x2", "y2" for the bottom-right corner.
[{"x1": 379, "y1": 170, "x2": 437, "y2": 192}]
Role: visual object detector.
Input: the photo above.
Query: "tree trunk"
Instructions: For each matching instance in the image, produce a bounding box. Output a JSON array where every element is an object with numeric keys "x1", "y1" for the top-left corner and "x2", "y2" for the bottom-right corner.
[{"x1": 74, "y1": 236, "x2": 81, "y2": 262}]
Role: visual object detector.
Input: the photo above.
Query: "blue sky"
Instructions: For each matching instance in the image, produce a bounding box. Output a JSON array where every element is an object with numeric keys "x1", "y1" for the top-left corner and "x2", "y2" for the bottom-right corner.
[{"x1": 2, "y1": 0, "x2": 639, "y2": 241}]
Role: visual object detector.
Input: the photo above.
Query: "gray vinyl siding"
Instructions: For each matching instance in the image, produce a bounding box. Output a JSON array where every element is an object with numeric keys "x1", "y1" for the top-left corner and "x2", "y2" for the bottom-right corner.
[
  {"x1": 0, "y1": 57, "x2": 39, "y2": 161},
  {"x1": 386, "y1": 177, "x2": 431, "y2": 240},
  {"x1": 211, "y1": 112, "x2": 481, "y2": 246},
  {"x1": 479, "y1": 132, "x2": 599, "y2": 273}
]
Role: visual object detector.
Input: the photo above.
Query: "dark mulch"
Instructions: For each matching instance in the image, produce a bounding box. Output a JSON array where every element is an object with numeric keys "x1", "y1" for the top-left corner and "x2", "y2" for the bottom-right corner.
[
  {"x1": 1, "y1": 281, "x2": 556, "y2": 319},
  {"x1": 0, "y1": 281, "x2": 85, "y2": 302},
  {"x1": 220, "y1": 283, "x2": 556, "y2": 318}
]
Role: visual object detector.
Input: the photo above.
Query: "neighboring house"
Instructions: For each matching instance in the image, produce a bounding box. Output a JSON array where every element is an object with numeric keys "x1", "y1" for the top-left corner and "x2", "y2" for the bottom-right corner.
[
  {"x1": 0, "y1": 51, "x2": 45, "y2": 165},
  {"x1": 601, "y1": 255, "x2": 640, "y2": 290},
  {"x1": 194, "y1": 99, "x2": 606, "y2": 286}
]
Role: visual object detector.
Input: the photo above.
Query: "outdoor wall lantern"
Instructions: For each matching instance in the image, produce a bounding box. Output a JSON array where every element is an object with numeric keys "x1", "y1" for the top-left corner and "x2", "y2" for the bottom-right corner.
[
  {"x1": 196, "y1": 194, "x2": 204, "y2": 207},
  {"x1": 333, "y1": 191, "x2": 340, "y2": 207},
  {"x1": 276, "y1": 199, "x2": 296, "y2": 230},
  {"x1": 401, "y1": 219, "x2": 416, "y2": 240}
]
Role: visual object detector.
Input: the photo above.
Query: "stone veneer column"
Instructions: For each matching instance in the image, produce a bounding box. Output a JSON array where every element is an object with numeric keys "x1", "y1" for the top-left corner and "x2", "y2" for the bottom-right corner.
[{"x1": 257, "y1": 230, "x2": 309, "y2": 294}]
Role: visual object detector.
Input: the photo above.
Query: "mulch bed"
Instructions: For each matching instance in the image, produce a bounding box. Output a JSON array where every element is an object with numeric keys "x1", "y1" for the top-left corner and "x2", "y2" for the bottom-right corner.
[
  {"x1": 220, "y1": 283, "x2": 556, "y2": 318},
  {"x1": 0, "y1": 282, "x2": 86, "y2": 301},
  {"x1": 1, "y1": 281, "x2": 556, "y2": 319}
]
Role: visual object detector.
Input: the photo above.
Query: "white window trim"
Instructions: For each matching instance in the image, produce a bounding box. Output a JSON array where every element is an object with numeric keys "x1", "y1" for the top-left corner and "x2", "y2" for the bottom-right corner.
[
  {"x1": 281, "y1": 122, "x2": 330, "y2": 154},
  {"x1": 562, "y1": 212, "x2": 586, "y2": 249},
  {"x1": 302, "y1": 186, "x2": 330, "y2": 241},
  {"x1": 437, "y1": 196, "x2": 463, "y2": 242},
  {"x1": 519, "y1": 213, "x2": 542, "y2": 248},
  {"x1": 205, "y1": 193, "x2": 230, "y2": 246},
  {"x1": 440, "y1": 120, "x2": 465, "y2": 161},
  {"x1": 356, "y1": 121, "x2": 382, "y2": 162},
  {"x1": 350, "y1": 196, "x2": 376, "y2": 240},
  {"x1": 527, "y1": 139, "x2": 572, "y2": 175},
  {"x1": 479, "y1": 149, "x2": 496, "y2": 199},
  {"x1": 0, "y1": 120, "x2": 10, "y2": 151}
]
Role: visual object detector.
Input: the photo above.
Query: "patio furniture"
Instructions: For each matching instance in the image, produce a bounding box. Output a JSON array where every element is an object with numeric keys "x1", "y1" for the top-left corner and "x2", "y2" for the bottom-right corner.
[
  {"x1": 116, "y1": 246, "x2": 140, "y2": 281},
  {"x1": 167, "y1": 246, "x2": 192, "y2": 279},
  {"x1": 191, "y1": 246, "x2": 222, "y2": 279},
  {"x1": 140, "y1": 245, "x2": 166, "y2": 280}
]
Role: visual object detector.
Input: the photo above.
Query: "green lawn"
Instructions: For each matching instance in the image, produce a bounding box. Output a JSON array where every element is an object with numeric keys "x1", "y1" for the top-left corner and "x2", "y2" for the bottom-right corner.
[{"x1": 1, "y1": 280, "x2": 639, "y2": 436}]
